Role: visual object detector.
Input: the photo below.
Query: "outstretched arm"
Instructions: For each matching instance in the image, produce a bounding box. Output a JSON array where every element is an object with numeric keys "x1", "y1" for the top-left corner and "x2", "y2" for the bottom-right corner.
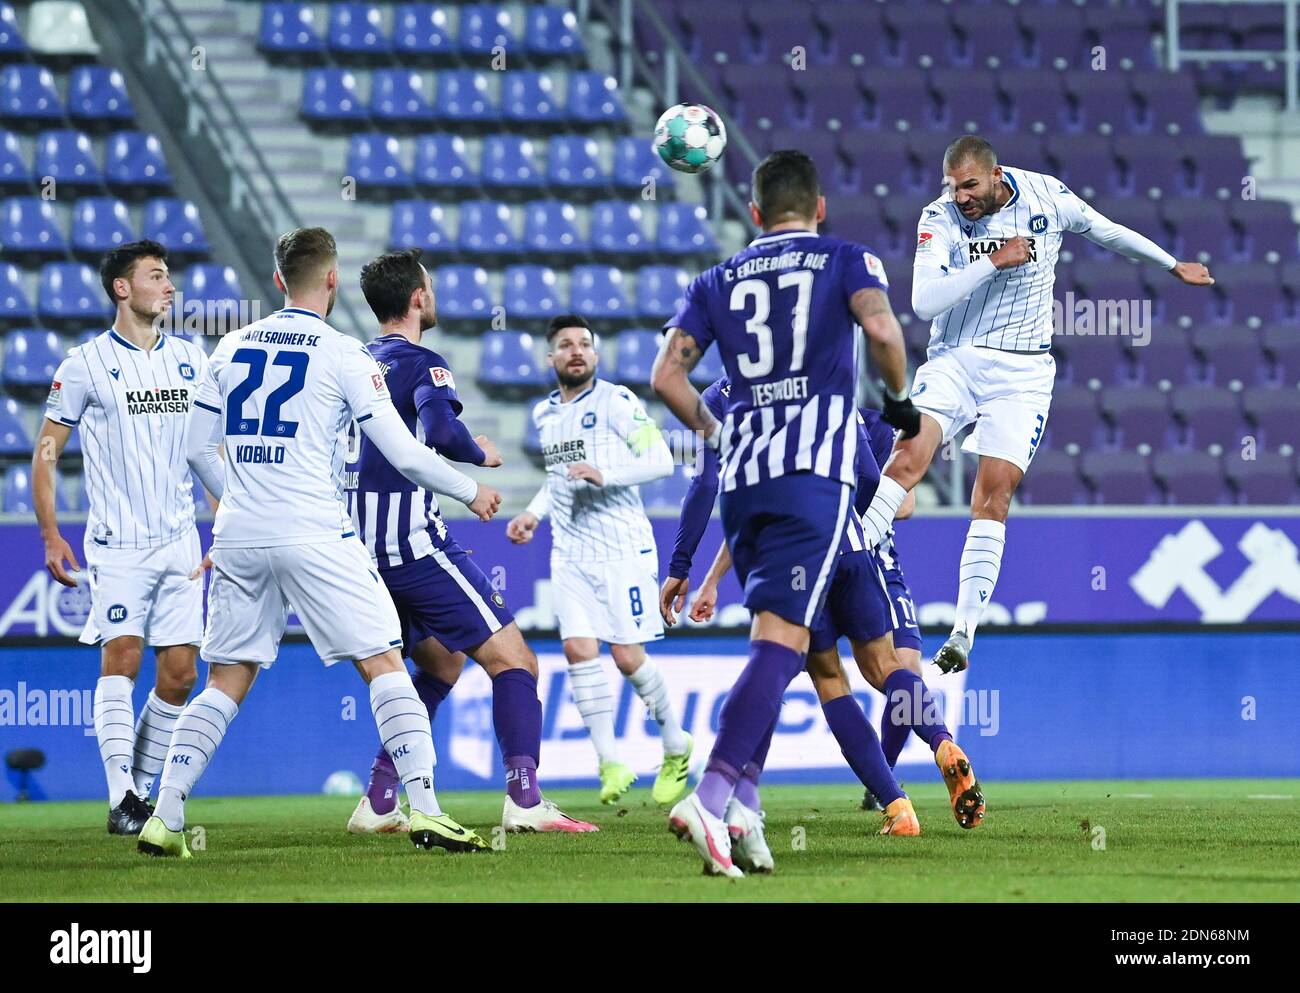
[
  {"x1": 360, "y1": 412, "x2": 500, "y2": 520},
  {"x1": 651, "y1": 329, "x2": 719, "y2": 448},
  {"x1": 1080, "y1": 212, "x2": 1212, "y2": 284},
  {"x1": 417, "y1": 397, "x2": 488, "y2": 465}
]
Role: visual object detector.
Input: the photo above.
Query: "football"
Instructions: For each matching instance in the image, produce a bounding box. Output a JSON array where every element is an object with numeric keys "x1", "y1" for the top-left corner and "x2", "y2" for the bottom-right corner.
[{"x1": 653, "y1": 102, "x2": 727, "y2": 174}]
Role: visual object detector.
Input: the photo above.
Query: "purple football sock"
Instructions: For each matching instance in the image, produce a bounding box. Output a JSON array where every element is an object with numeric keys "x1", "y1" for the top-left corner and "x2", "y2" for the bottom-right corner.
[
  {"x1": 412, "y1": 669, "x2": 454, "y2": 724},
  {"x1": 493, "y1": 669, "x2": 543, "y2": 807},
  {"x1": 882, "y1": 669, "x2": 953, "y2": 765},
  {"x1": 505, "y1": 756, "x2": 542, "y2": 808},
  {"x1": 732, "y1": 719, "x2": 775, "y2": 812},
  {"x1": 365, "y1": 750, "x2": 401, "y2": 815},
  {"x1": 697, "y1": 640, "x2": 806, "y2": 818},
  {"x1": 822, "y1": 695, "x2": 904, "y2": 807}
]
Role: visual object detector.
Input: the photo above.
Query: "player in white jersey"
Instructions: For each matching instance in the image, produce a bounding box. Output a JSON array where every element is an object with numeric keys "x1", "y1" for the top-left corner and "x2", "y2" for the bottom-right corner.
[
  {"x1": 857, "y1": 136, "x2": 1214, "y2": 671},
  {"x1": 135, "y1": 227, "x2": 502, "y2": 858},
  {"x1": 34, "y1": 241, "x2": 208, "y2": 836},
  {"x1": 506, "y1": 316, "x2": 694, "y2": 807}
]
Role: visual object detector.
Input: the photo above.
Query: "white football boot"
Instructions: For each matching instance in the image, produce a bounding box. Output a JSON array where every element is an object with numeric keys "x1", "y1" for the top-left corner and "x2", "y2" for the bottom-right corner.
[
  {"x1": 725, "y1": 798, "x2": 774, "y2": 874},
  {"x1": 347, "y1": 795, "x2": 410, "y2": 834},
  {"x1": 502, "y1": 795, "x2": 599, "y2": 833},
  {"x1": 668, "y1": 792, "x2": 744, "y2": 878}
]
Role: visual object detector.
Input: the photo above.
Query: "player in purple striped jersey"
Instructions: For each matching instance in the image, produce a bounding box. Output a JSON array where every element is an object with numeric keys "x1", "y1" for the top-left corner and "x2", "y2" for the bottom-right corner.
[
  {"x1": 346, "y1": 250, "x2": 594, "y2": 835},
  {"x1": 651, "y1": 150, "x2": 925, "y2": 876}
]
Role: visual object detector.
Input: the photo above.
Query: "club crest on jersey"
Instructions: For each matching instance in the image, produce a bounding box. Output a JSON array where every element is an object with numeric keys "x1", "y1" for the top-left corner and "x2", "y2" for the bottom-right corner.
[
  {"x1": 1028, "y1": 213, "x2": 1049, "y2": 235},
  {"x1": 178, "y1": 362, "x2": 196, "y2": 381},
  {"x1": 429, "y1": 366, "x2": 455, "y2": 389},
  {"x1": 491, "y1": 592, "x2": 506, "y2": 608},
  {"x1": 582, "y1": 411, "x2": 597, "y2": 428},
  {"x1": 969, "y1": 237, "x2": 1036, "y2": 263},
  {"x1": 106, "y1": 604, "x2": 128, "y2": 624}
]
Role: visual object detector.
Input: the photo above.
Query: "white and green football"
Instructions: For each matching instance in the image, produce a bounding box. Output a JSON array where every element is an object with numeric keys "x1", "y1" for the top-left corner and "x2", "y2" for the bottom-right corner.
[{"x1": 653, "y1": 102, "x2": 727, "y2": 174}]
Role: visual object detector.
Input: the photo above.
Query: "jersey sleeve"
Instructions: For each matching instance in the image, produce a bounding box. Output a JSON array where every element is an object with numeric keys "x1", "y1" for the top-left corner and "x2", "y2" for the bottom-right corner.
[
  {"x1": 192, "y1": 341, "x2": 223, "y2": 415},
  {"x1": 1053, "y1": 181, "x2": 1096, "y2": 235},
  {"x1": 665, "y1": 270, "x2": 716, "y2": 351},
  {"x1": 841, "y1": 243, "x2": 891, "y2": 301},
  {"x1": 609, "y1": 387, "x2": 665, "y2": 456},
  {"x1": 913, "y1": 204, "x2": 958, "y2": 273},
  {"x1": 411, "y1": 358, "x2": 464, "y2": 417},
  {"x1": 45, "y1": 352, "x2": 91, "y2": 426},
  {"x1": 701, "y1": 377, "x2": 729, "y2": 422},
  {"x1": 339, "y1": 340, "x2": 395, "y2": 423}
]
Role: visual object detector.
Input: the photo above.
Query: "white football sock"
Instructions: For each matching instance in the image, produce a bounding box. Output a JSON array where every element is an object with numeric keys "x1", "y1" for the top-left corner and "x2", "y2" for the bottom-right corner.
[
  {"x1": 370, "y1": 670, "x2": 441, "y2": 817},
  {"x1": 860, "y1": 476, "x2": 908, "y2": 550},
  {"x1": 567, "y1": 658, "x2": 619, "y2": 764},
  {"x1": 627, "y1": 658, "x2": 689, "y2": 755},
  {"x1": 952, "y1": 519, "x2": 1007, "y2": 643},
  {"x1": 132, "y1": 690, "x2": 184, "y2": 798},
  {"x1": 155, "y1": 687, "x2": 239, "y2": 831},
  {"x1": 93, "y1": 675, "x2": 137, "y2": 807}
]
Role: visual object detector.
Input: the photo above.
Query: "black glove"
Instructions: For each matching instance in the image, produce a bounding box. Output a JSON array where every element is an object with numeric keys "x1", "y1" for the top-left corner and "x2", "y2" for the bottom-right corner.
[{"x1": 881, "y1": 391, "x2": 922, "y2": 439}]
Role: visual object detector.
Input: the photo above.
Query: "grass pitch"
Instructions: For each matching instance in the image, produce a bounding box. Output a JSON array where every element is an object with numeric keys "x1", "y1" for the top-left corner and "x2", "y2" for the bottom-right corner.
[{"x1": 2, "y1": 780, "x2": 1298, "y2": 902}]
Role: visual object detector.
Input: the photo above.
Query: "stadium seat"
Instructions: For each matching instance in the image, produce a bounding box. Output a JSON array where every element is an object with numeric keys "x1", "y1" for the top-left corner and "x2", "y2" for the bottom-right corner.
[
  {"x1": 328, "y1": 4, "x2": 391, "y2": 61},
  {"x1": 1114, "y1": 135, "x2": 1190, "y2": 198},
  {"x1": 591, "y1": 200, "x2": 651, "y2": 255},
  {"x1": 1056, "y1": 336, "x2": 1124, "y2": 388},
  {"x1": 0, "y1": 395, "x2": 31, "y2": 457},
  {"x1": 347, "y1": 134, "x2": 412, "y2": 192},
  {"x1": 38, "y1": 262, "x2": 110, "y2": 326},
  {"x1": 458, "y1": 199, "x2": 521, "y2": 257},
  {"x1": 636, "y1": 265, "x2": 689, "y2": 320},
  {"x1": 1100, "y1": 386, "x2": 1173, "y2": 449},
  {"x1": 301, "y1": 69, "x2": 367, "y2": 125},
  {"x1": 184, "y1": 264, "x2": 243, "y2": 327},
  {"x1": 501, "y1": 264, "x2": 561, "y2": 320},
  {"x1": 612, "y1": 135, "x2": 674, "y2": 191},
  {"x1": 1017, "y1": 449, "x2": 1089, "y2": 505},
  {"x1": 2, "y1": 328, "x2": 63, "y2": 396},
  {"x1": 1170, "y1": 386, "x2": 1248, "y2": 449},
  {"x1": 678, "y1": 3, "x2": 756, "y2": 67},
  {"x1": 548, "y1": 135, "x2": 606, "y2": 191},
  {"x1": 0, "y1": 3, "x2": 26, "y2": 60},
  {"x1": 1153, "y1": 450, "x2": 1230, "y2": 504},
  {"x1": 0, "y1": 465, "x2": 69, "y2": 512},
  {"x1": 433, "y1": 264, "x2": 491, "y2": 327},
  {"x1": 141, "y1": 198, "x2": 209, "y2": 257},
  {"x1": 640, "y1": 469, "x2": 692, "y2": 514},
  {"x1": 458, "y1": 4, "x2": 516, "y2": 56},
  {"x1": 748, "y1": 0, "x2": 820, "y2": 66},
  {"x1": 1123, "y1": 333, "x2": 1197, "y2": 386},
  {"x1": 1225, "y1": 450, "x2": 1298, "y2": 504},
  {"x1": 71, "y1": 197, "x2": 135, "y2": 256},
  {"x1": 611, "y1": 328, "x2": 659, "y2": 390},
  {"x1": 1189, "y1": 324, "x2": 1266, "y2": 387},
  {"x1": 0, "y1": 262, "x2": 33, "y2": 327},
  {"x1": 929, "y1": 69, "x2": 1007, "y2": 134},
  {"x1": 951, "y1": 6, "x2": 1033, "y2": 71},
  {"x1": 1, "y1": 65, "x2": 63, "y2": 124},
  {"x1": 1128, "y1": 71, "x2": 1201, "y2": 136},
  {"x1": 434, "y1": 69, "x2": 498, "y2": 123},
  {"x1": 1261, "y1": 323, "x2": 1300, "y2": 385},
  {"x1": 1242, "y1": 385, "x2": 1300, "y2": 449},
  {"x1": 860, "y1": 67, "x2": 928, "y2": 132},
  {"x1": 727, "y1": 64, "x2": 799, "y2": 128},
  {"x1": 689, "y1": 343, "x2": 725, "y2": 387},
  {"x1": 1230, "y1": 199, "x2": 1300, "y2": 262},
  {"x1": 1, "y1": 196, "x2": 66, "y2": 259},
  {"x1": 570, "y1": 265, "x2": 631, "y2": 321},
  {"x1": 501, "y1": 70, "x2": 563, "y2": 125},
  {"x1": 0, "y1": 129, "x2": 29, "y2": 188},
  {"x1": 68, "y1": 66, "x2": 135, "y2": 127},
  {"x1": 481, "y1": 135, "x2": 545, "y2": 191},
  {"x1": 259, "y1": 3, "x2": 326, "y2": 59},
  {"x1": 568, "y1": 72, "x2": 626, "y2": 124},
  {"x1": 393, "y1": 4, "x2": 456, "y2": 61},
  {"x1": 389, "y1": 199, "x2": 452, "y2": 253},
  {"x1": 26, "y1": 1, "x2": 99, "y2": 59},
  {"x1": 371, "y1": 69, "x2": 435, "y2": 126},
  {"x1": 657, "y1": 204, "x2": 717, "y2": 255},
  {"x1": 815, "y1": 4, "x2": 885, "y2": 65},
  {"x1": 1081, "y1": 450, "x2": 1157, "y2": 504},
  {"x1": 477, "y1": 331, "x2": 546, "y2": 399},
  {"x1": 1045, "y1": 385, "x2": 1103, "y2": 449},
  {"x1": 521, "y1": 200, "x2": 586, "y2": 257},
  {"x1": 104, "y1": 131, "x2": 172, "y2": 192},
  {"x1": 525, "y1": 6, "x2": 585, "y2": 59},
  {"x1": 413, "y1": 133, "x2": 477, "y2": 189},
  {"x1": 34, "y1": 130, "x2": 103, "y2": 190}
]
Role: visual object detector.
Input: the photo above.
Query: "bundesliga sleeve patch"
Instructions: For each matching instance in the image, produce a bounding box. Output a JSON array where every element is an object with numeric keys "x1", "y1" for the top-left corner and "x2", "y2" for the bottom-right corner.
[
  {"x1": 863, "y1": 251, "x2": 889, "y2": 286},
  {"x1": 917, "y1": 231, "x2": 933, "y2": 251},
  {"x1": 47, "y1": 380, "x2": 62, "y2": 406},
  {"x1": 429, "y1": 367, "x2": 455, "y2": 389},
  {"x1": 371, "y1": 373, "x2": 386, "y2": 394}
]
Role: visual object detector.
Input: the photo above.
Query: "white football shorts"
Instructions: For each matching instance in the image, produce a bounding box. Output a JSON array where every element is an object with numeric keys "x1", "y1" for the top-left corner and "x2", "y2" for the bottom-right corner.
[
  {"x1": 909, "y1": 343, "x2": 1056, "y2": 473},
  {"x1": 79, "y1": 527, "x2": 203, "y2": 648},
  {"x1": 202, "y1": 538, "x2": 402, "y2": 667},
  {"x1": 552, "y1": 548, "x2": 665, "y2": 645}
]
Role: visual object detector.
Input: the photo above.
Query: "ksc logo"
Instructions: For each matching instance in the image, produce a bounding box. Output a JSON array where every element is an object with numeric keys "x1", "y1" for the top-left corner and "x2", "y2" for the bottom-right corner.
[
  {"x1": 178, "y1": 362, "x2": 196, "y2": 381},
  {"x1": 106, "y1": 604, "x2": 128, "y2": 624},
  {"x1": 582, "y1": 412, "x2": 597, "y2": 428},
  {"x1": 1028, "y1": 214, "x2": 1049, "y2": 235}
]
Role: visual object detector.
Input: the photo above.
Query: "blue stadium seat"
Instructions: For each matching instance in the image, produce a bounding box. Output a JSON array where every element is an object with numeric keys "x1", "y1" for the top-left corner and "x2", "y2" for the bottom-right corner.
[
  {"x1": 458, "y1": 4, "x2": 516, "y2": 56},
  {"x1": 612, "y1": 328, "x2": 659, "y2": 389},
  {"x1": 689, "y1": 343, "x2": 725, "y2": 386},
  {"x1": 570, "y1": 265, "x2": 631, "y2": 320},
  {"x1": 525, "y1": 6, "x2": 584, "y2": 59},
  {"x1": 521, "y1": 200, "x2": 586, "y2": 256},
  {"x1": 1, "y1": 65, "x2": 63, "y2": 123},
  {"x1": 301, "y1": 68, "x2": 367, "y2": 125},
  {"x1": 433, "y1": 69, "x2": 498, "y2": 123},
  {"x1": 433, "y1": 264, "x2": 490, "y2": 325},
  {"x1": 68, "y1": 66, "x2": 135, "y2": 127},
  {"x1": 0, "y1": 396, "x2": 32, "y2": 457},
  {"x1": 184, "y1": 264, "x2": 243, "y2": 307},
  {"x1": 141, "y1": 198, "x2": 209, "y2": 256},
  {"x1": 348, "y1": 133, "x2": 412, "y2": 191},
  {"x1": 612, "y1": 135, "x2": 674, "y2": 191},
  {"x1": 636, "y1": 265, "x2": 689, "y2": 319},
  {"x1": 258, "y1": 2, "x2": 325, "y2": 59},
  {"x1": 502, "y1": 264, "x2": 561, "y2": 320},
  {"x1": 328, "y1": 3, "x2": 391, "y2": 60},
  {"x1": 71, "y1": 197, "x2": 135, "y2": 256},
  {"x1": 0, "y1": 129, "x2": 30, "y2": 188},
  {"x1": 457, "y1": 199, "x2": 521, "y2": 256},
  {"x1": 0, "y1": 465, "x2": 69, "y2": 513},
  {"x1": 501, "y1": 70, "x2": 563, "y2": 125},
  {"x1": 657, "y1": 204, "x2": 717, "y2": 255},
  {"x1": 591, "y1": 200, "x2": 651, "y2": 255},
  {"x1": 413, "y1": 133, "x2": 477, "y2": 188},
  {"x1": 34, "y1": 130, "x2": 103, "y2": 189},
  {"x1": 640, "y1": 469, "x2": 692, "y2": 513},
  {"x1": 568, "y1": 72, "x2": 626, "y2": 124},
  {"x1": 105, "y1": 131, "x2": 172, "y2": 191},
  {"x1": 0, "y1": 262, "x2": 32, "y2": 326},
  {"x1": 477, "y1": 331, "x2": 546, "y2": 399},
  {"x1": 1, "y1": 196, "x2": 66, "y2": 258},
  {"x1": 38, "y1": 263, "x2": 111, "y2": 326},
  {"x1": 548, "y1": 135, "x2": 606, "y2": 190},
  {"x1": 393, "y1": 4, "x2": 456, "y2": 60},
  {"x1": 481, "y1": 135, "x2": 544, "y2": 190},
  {"x1": 3, "y1": 328, "x2": 63, "y2": 395},
  {"x1": 0, "y1": 3, "x2": 27, "y2": 59},
  {"x1": 372, "y1": 69, "x2": 434, "y2": 125},
  {"x1": 389, "y1": 199, "x2": 452, "y2": 253}
]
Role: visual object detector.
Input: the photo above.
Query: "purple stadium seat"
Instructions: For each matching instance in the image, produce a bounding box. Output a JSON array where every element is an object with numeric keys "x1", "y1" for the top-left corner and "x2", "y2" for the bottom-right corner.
[
  {"x1": 481, "y1": 135, "x2": 544, "y2": 191},
  {"x1": 68, "y1": 66, "x2": 135, "y2": 127},
  {"x1": 1152, "y1": 450, "x2": 1230, "y2": 504},
  {"x1": 105, "y1": 131, "x2": 172, "y2": 191},
  {"x1": 882, "y1": 7, "x2": 959, "y2": 69},
  {"x1": 636, "y1": 265, "x2": 689, "y2": 320},
  {"x1": 0, "y1": 396, "x2": 32, "y2": 457},
  {"x1": 726, "y1": 64, "x2": 800, "y2": 128},
  {"x1": 413, "y1": 133, "x2": 476, "y2": 189},
  {"x1": 1122, "y1": 333, "x2": 1198, "y2": 386},
  {"x1": 1073, "y1": 258, "x2": 1147, "y2": 303},
  {"x1": 1019, "y1": 7, "x2": 1086, "y2": 69},
  {"x1": 1045, "y1": 384, "x2": 1102, "y2": 448},
  {"x1": 1017, "y1": 449, "x2": 1088, "y2": 505},
  {"x1": 1057, "y1": 336, "x2": 1124, "y2": 387},
  {"x1": 1181, "y1": 135, "x2": 1250, "y2": 198},
  {"x1": 434, "y1": 264, "x2": 490, "y2": 325},
  {"x1": 1229, "y1": 199, "x2": 1299, "y2": 262},
  {"x1": 521, "y1": 200, "x2": 586, "y2": 256},
  {"x1": 0, "y1": 262, "x2": 33, "y2": 327},
  {"x1": 814, "y1": 5, "x2": 886, "y2": 65},
  {"x1": 348, "y1": 134, "x2": 412, "y2": 191},
  {"x1": 836, "y1": 130, "x2": 907, "y2": 196},
  {"x1": 458, "y1": 5, "x2": 516, "y2": 57},
  {"x1": 748, "y1": 1, "x2": 820, "y2": 63},
  {"x1": 525, "y1": 5, "x2": 584, "y2": 59},
  {"x1": 501, "y1": 70, "x2": 562, "y2": 125},
  {"x1": 1225, "y1": 451, "x2": 1298, "y2": 504},
  {"x1": 570, "y1": 265, "x2": 631, "y2": 321},
  {"x1": 372, "y1": 69, "x2": 435, "y2": 125},
  {"x1": 328, "y1": 4, "x2": 391, "y2": 60},
  {"x1": 1114, "y1": 135, "x2": 1190, "y2": 198},
  {"x1": 1100, "y1": 385, "x2": 1173, "y2": 448},
  {"x1": 1089, "y1": 196, "x2": 1165, "y2": 240},
  {"x1": 393, "y1": 4, "x2": 455, "y2": 61},
  {"x1": 1261, "y1": 323, "x2": 1300, "y2": 384},
  {"x1": 1162, "y1": 200, "x2": 1240, "y2": 263},
  {"x1": 1085, "y1": 8, "x2": 1159, "y2": 71},
  {"x1": 951, "y1": 7, "x2": 1034, "y2": 70},
  {"x1": 590, "y1": 200, "x2": 650, "y2": 255},
  {"x1": 1127, "y1": 71, "x2": 1201, "y2": 136},
  {"x1": 860, "y1": 67, "x2": 929, "y2": 132},
  {"x1": 1170, "y1": 385, "x2": 1248, "y2": 449},
  {"x1": 389, "y1": 200, "x2": 451, "y2": 253},
  {"x1": 3, "y1": 328, "x2": 63, "y2": 394},
  {"x1": 1211, "y1": 262, "x2": 1289, "y2": 325},
  {"x1": 930, "y1": 69, "x2": 1007, "y2": 134},
  {"x1": 501, "y1": 264, "x2": 560, "y2": 320},
  {"x1": 142, "y1": 198, "x2": 209, "y2": 256},
  {"x1": 1191, "y1": 324, "x2": 1267, "y2": 387},
  {"x1": 1063, "y1": 70, "x2": 1138, "y2": 135},
  {"x1": 301, "y1": 68, "x2": 367, "y2": 125},
  {"x1": 1, "y1": 196, "x2": 66, "y2": 258},
  {"x1": 612, "y1": 328, "x2": 659, "y2": 390},
  {"x1": 1042, "y1": 134, "x2": 1119, "y2": 200},
  {"x1": 1242, "y1": 385, "x2": 1300, "y2": 448},
  {"x1": 71, "y1": 197, "x2": 135, "y2": 255},
  {"x1": 999, "y1": 71, "x2": 1070, "y2": 136},
  {"x1": 679, "y1": 3, "x2": 755, "y2": 67},
  {"x1": 1, "y1": 65, "x2": 63, "y2": 123},
  {"x1": 612, "y1": 135, "x2": 675, "y2": 191},
  {"x1": 548, "y1": 135, "x2": 606, "y2": 190},
  {"x1": 1081, "y1": 450, "x2": 1157, "y2": 505},
  {"x1": 259, "y1": 3, "x2": 325, "y2": 58},
  {"x1": 657, "y1": 203, "x2": 717, "y2": 256},
  {"x1": 568, "y1": 73, "x2": 626, "y2": 124},
  {"x1": 477, "y1": 331, "x2": 546, "y2": 400},
  {"x1": 457, "y1": 199, "x2": 521, "y2": 256}
]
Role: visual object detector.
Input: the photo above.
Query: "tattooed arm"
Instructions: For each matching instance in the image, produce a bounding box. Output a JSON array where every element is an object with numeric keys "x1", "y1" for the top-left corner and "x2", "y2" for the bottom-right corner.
[
  {"x1": 651, "y1": 328, "x2": 722, "y2": 448},
  {"x1": 849, "y1": 286, "x2": 909, "y2": 398}
]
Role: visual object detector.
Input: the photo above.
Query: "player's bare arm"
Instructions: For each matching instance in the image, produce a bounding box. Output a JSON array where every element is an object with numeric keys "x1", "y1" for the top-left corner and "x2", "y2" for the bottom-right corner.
[
  {"x1": 31, "y1": 418, "x2": 80, "y2": 587},
  {"x1": 475, "y1": 434, "x2": 503, "y2": 467},
  {"x1": 849, "y1": 287, "x2": 921, "y2": 438},
  {"x1": 651, "y1": 328, "x2": 719, "y2": 445},
  {"x1": 1169, "y1": 261, "x2": 1214, "y2": 285},
  {"x1": 690, "y1": 539, "x2": 733, "y2": 624}
]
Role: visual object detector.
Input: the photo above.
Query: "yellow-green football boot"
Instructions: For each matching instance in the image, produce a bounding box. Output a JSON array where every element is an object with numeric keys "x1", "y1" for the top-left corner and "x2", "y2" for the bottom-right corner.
[
  {"x1": 409, "y1": 811, "x2": 490, "y2": 853},
  {"x1": 136, "y1": 816, "x2": 192, "y2": 859},
  {"x1": 598, "y1": 760, "x2": 636, "y2": 804},
  {"x1": 652, "y1": 733, "x2": 693, "y2": 806}
]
